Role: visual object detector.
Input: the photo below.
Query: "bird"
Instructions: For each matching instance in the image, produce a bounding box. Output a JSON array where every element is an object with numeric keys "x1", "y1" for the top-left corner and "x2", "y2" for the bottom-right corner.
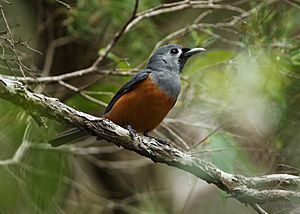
[{"x1": 49, "y1": 44, "x2": 205, "y2": 147}]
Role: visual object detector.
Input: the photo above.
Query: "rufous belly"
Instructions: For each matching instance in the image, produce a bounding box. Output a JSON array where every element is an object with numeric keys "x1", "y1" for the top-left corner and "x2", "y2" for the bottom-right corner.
[{"x1": 104, "y1": 76, "x2": 176, "y2": 133}]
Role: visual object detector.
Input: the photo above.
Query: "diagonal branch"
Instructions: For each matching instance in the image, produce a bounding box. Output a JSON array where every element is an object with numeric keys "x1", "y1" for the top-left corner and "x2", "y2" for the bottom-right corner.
[
  {"x1": 91, "y1": 0, "x2": 139, "y2": 68},
  {"x1": 124, "y1": 0, "x2": 247, "y2": 32},
  {"x1": 0, "y1": 76, "x2": 300, "y2": 214}
]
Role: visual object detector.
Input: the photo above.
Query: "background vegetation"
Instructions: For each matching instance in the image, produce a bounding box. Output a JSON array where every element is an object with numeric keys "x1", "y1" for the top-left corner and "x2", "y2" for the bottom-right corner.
[{"x1": 0, "y1": 0, "x2": 300, "y2": 213}]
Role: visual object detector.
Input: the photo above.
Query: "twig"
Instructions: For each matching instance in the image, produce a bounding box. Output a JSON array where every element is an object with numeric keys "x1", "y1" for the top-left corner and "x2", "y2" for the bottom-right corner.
[
  {"x1": 0, "y1": 69, "x2": 135, "y2": 84},
  {"x1": 190, "y1": 126, "x2": 221, "y2": 150},
  {"x1": 198, "y1": 28, "x2": 245, "y2": 47},
  {"x1": 83, "y1": 91, "x2": 114, "y2": 96},
  {"x1": 160, "y1": 123, "x2": 190, "y2": 150},
  {"x1": 58, "y1": 80, "x2": 108, "y2": 107},
  {"x1": 251, "y1": 204, "x2": 268, "y2": 214},
  {"x1": 0, "y1": 0, "x2": 11, "y2": 4},
  {"x1": 0, "y1": 0, "x2": 139, "y2": 85},
  {"x1": 283, "y1": 0, "x2": 300, "y2": 10},
  {"x1": 125, "y1": 1, "x2": 246, "y2": 32},
  {"x1": 42, "y1": 36, "x2": 75, "y2": 76},
  {"x1": 55, "y1": 0, "x2": 71, "y2": 9},
  {"x1": 0, "y1": 123, "x2": 31, "y2": 165},
  {"x1": 0, "y1": 5, "x2": 26, "y2": 77},
  {"x1": 92, "y1": 0, "x2": 139, "y2": 68}
]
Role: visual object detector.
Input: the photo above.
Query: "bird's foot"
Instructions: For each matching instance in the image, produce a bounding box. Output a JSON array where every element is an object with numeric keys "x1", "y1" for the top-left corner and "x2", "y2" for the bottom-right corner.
[
  {"x1": 127, "y1": 125, "x2": 137, "y2": 140},
  {"x1": 155, "y1": 138, "x2": 169, "y2": 146}
]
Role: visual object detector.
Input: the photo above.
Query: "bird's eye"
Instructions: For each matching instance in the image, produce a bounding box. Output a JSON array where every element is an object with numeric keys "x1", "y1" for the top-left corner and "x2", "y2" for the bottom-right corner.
[{"x1": 170, "y1": 48, "x2": 179, "y2": 54}]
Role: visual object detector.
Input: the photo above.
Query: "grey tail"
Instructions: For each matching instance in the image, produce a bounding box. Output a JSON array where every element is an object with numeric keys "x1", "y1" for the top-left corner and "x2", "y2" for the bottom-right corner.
[{"x1": 49, "y1": 128, "x2": 88, "y2": 147}]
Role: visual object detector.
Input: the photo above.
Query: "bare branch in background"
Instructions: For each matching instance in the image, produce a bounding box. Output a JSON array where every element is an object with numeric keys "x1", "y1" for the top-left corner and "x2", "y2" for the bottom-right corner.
[
  {"x1": 91, "y1": 0, "x2": 139, "y2": 67},
  {"x1": 124, "y1": 0, "x2": 247, "y2": 32},
  {"x1": 54, "y1": 0, "x2": 70, "y2": 10},
  {"x1": 251, "y1": 204, "x2": 268, "y2": 214},
  {"x1": 0, "y1": 0, "x2": 140, "y2": 84},
  {"x1": 0, "y1": 0, "x2": 278, "y2": 85},
  {"x1": 58, "y1": 80, "x2": 108, "y2": 107},
  {"x1": 0, "y1": 5, "x2": 26, "y2": 77},
  {"x1": 283, "y1": 0, "x2": 300, "y2": 10},
  {"x1": 0, "y1": 68, "x2": 136, "y2": 83},
  {"x1": 0, "y1": 123, "x2": 31, "y2": 165},
  {"x1": 42, "y1": 36, "x2": 75, "y2": 76}
]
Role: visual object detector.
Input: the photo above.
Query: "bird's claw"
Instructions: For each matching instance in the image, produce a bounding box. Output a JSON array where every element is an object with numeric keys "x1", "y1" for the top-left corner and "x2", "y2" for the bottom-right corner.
[
  {"x1": 127, "y1": 125, "x2": 137, "y2": 140},
  {"x1": 155, "y1": 138, "x2": 171, "y2": 147}
]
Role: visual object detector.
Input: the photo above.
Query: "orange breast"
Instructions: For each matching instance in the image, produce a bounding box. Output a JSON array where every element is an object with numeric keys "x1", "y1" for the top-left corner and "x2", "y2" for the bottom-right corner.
[{"x1": 104, "y1": 75, "x2": 176, "y2": 133}]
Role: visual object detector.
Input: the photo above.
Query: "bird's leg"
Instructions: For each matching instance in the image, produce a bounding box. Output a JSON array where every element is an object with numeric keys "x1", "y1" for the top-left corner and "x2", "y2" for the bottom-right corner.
[
  {"x1": 127, "y1": 125, "x2": 137, "y2": 140},
  {"x1": 143, "y1": 131, "x2": 170, "y2": 147},
  {"x1": 143, "y1": 131, "x2": 149, "y2": 137}
]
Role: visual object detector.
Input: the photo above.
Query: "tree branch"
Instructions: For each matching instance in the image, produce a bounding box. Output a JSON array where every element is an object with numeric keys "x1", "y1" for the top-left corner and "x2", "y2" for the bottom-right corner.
[
  {"x1": 124, "y1": 0, "x2": 247, "y2": 32},
  {"x1": 0, "y1": 0, "x2": 278, "y2": 85},
  {"x1": 0, "y1": 76, "x2": 299, "y2": 213},
  {"x1": 0, "y1": 0, "x2": 139, "y2": 85},
  {"x1": 91, "y1": 0, "x2": 139, "y2": 68},
  {"x1": 0, "y1": 69, "x2": 136, "y2": 84}
]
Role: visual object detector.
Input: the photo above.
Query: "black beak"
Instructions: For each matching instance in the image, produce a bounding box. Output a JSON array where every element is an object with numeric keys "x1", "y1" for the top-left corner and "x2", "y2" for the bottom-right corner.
[
  {"x1": 183, "y1": 47, "x2": 206, "y2": 58},
  {"x1": 178, "y1": 47, "x2": 205, "y2": 72}
]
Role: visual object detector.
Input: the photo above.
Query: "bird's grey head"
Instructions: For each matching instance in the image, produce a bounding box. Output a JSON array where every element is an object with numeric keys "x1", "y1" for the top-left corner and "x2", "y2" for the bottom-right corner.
[
  {"x1": 145, "y1": 44, "x2": 205, "y2": 98},
  {"x1": 146, "y1": 44, "x2": 205, "y2": 74}
]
